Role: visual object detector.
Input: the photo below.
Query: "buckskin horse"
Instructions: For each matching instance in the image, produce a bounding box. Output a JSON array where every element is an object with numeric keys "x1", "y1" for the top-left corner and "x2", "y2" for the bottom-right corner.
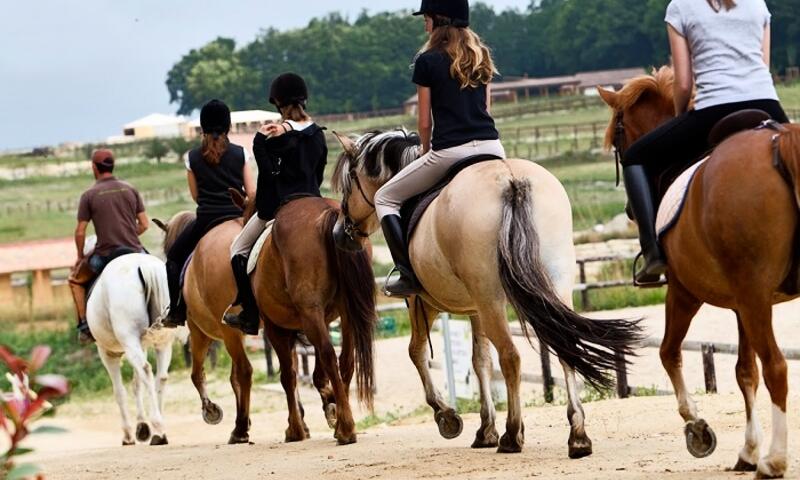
[
  {"x1": 155, "y1": 194, "x2": 375, "y2": 446},
  {"x1": 600, "y1": 66, "x2": 800, "y2": 478},
  {"x1": 331, "y1": 130, "x2": 642, "y2": 457}
]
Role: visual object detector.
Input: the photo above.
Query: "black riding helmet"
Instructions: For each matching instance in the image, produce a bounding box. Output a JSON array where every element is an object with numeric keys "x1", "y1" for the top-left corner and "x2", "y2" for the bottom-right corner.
[
  {"x1": 200, "y1": 99, "x2": 231, "y2": 138},
  {"x1": 413, "y1": 0, "x2": 470, "y2": 28},
  {"x1": 269, "y1": 73, "x2": 309, "y2": 109}
]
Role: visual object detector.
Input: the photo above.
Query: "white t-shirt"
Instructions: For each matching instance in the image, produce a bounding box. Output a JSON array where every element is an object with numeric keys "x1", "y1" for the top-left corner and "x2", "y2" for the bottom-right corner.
[{"x1": 665, "y1": 0, "x2": 778, "y2": 110}]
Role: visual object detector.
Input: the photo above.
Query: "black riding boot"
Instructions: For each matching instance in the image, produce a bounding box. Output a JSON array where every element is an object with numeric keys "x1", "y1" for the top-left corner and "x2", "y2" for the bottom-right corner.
[
  {"x1": 380, "y1": 214, "x2": 421, "y2": 297},
  {"x1": 163, "y1": 260, "x2": 186, "y2": 328},
  {"x1": 223, "y1": 254, "x2": 261, "y2": 335},
  {"x1": 623, "y1": 165, "x2": 667, "y2": 286},
  {"x1": 76, "y1": 318, "x2": 95, "y2": 345}
]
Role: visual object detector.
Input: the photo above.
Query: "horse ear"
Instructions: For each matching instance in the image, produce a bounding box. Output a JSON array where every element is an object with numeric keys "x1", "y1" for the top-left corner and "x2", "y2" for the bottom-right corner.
[
  {"x1": 597, "y1": 87, "x2": 618, "y2": 108},
  {"x1": 332, "y1": 131, "x2": 358, "y2": 158},
  {"x1": 229, "y1": 188, "x2": 247, "y2": 210},
  {"x1": 152, "y1": 218, "x2": 168, "y2": 232}
]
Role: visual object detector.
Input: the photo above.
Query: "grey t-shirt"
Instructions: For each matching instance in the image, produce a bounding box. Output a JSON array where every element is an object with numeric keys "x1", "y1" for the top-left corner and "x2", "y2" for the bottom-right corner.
[{"x1": 665, "y1": 0, "x2": 778, "y2": 110}]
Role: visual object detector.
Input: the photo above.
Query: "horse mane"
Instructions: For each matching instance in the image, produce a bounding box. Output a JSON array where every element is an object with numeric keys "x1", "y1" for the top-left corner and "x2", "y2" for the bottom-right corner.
[
  {"x1": 603, "y1": 66, "x2": 675, "y2": 150},
  {"x1": 331, "y1": 129, "x2": 422, "y2": 195},
  {"x1": 163, "y1": 210, "x2": 196, "y2": 253}
]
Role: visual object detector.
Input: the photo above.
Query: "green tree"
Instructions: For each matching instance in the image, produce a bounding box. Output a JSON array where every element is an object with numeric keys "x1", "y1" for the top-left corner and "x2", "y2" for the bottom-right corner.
[
  {"x1": 144, "y1": 139, "x2": 170, "y2": 164},
  {"x1": 165, "y1": 136, "x2": 198, "y2": 162}
]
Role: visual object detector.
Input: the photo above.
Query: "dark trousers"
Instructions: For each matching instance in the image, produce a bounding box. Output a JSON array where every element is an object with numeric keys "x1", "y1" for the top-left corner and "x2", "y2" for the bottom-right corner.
[{"x1": 623, "y1": 99, "x2": 790, "y2": 174}]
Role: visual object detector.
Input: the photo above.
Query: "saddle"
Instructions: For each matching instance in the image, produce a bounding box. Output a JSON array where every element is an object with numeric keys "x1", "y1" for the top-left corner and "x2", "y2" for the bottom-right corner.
[
  {"x1": 86, "y1": 246, "x2": 142, "y2": 300},
  {"x1": 400, "y1": 154, "x2": 503, "y2": 241}
]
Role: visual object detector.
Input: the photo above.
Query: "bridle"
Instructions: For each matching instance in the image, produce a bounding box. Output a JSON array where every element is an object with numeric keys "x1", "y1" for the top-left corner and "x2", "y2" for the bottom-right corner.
[
  {"x1": 340, "y1": 160, "x2": 375, "y2": 242},
  {"x1": 612, "y1": 111, "x2": 627, "y2": 187}
]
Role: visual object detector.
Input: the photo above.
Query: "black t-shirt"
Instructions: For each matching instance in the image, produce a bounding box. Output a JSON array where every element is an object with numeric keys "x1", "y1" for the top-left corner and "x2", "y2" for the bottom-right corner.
[
  {"x1": 412, "y1": 49, "x2": 499, "y2": 151},
  {"x1": 187, "y1": 144, "x2": 245, "y2": 219}
]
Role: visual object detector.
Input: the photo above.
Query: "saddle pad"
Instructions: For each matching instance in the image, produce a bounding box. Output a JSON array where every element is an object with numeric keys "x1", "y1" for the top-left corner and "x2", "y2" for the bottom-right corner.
[
  {"x1": 400, "y1": 154, "x2": 502, "y2": 241},
  {"x1": 247, "y1": 220, "x2": 275, "y2": 274},
  {"x1": 656, "y1": 158, "x2": 707, "y2": 239}
]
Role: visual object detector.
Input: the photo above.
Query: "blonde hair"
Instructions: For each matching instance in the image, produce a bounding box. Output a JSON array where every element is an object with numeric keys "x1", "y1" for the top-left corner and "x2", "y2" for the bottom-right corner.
[
  {"x1": 201, "y1": 133, "x2": 229, "y2": 166},
  {"x1": 706, "y1": 0, "x2": 736, "y2": 11},
  {"x1": 420, "y1": 20, "x2": 498, "y2": 89},
  {"x1": 280, "y1": 104, "x2": 311, "y2": 122}
]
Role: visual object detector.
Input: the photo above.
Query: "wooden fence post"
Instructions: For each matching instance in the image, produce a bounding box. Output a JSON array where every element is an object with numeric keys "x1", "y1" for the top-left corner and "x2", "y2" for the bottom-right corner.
[
  {"x1": 540, "y1": 341, "x2": 554, "y2": 403},
  {"x1": 578, "y1": 260, "x2": 590, "y2": 310},
  {"x1": 615, "y1": 350, "x2": 629, "y2": 398},
  {"x1": 702, "y1": 343, "x2": 717, "y2": 394}
]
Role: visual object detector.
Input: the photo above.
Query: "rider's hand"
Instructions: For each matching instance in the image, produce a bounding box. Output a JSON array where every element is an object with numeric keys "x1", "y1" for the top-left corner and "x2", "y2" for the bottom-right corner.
[{"x1": 260, "y1": 123, "x2": 288, "y2": 138}]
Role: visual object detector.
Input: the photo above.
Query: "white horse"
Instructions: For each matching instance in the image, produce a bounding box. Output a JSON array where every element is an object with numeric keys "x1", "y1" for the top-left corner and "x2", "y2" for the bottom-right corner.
[{"x1": 86, "y1": 251, "x2": 175, "y2": 446}]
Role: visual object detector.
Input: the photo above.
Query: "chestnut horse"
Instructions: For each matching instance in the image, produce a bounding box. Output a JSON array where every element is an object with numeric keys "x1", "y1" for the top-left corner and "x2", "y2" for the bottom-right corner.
[
  {"x1": 331, "y1": 130, "x2": 642, "y2": 457},
  {"x1": 600, "y1": 67, "x2": 800, "y2": 478},
  {"x1": 155, "y1": 197, "x2": 375, "y2": 446}
]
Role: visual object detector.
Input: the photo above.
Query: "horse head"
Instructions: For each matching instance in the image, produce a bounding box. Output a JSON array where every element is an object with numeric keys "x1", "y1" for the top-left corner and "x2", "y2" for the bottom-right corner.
[
  {"x1": 330, "y1": 129, "x2": 421, "y2": 252},
  {"x1": 153, "y1": 211, "x2": 196, "y2": 254},
  {"x1": 598, "y1": 66, "x2": 677, "y2": 155}
]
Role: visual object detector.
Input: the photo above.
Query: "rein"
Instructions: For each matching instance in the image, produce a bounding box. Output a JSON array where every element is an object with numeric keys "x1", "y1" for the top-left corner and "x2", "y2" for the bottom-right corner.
[
  {"x1": 340, "y1": 164, "x2": 375, "y2": 241},
  {"x1": 612, "y1": 111, "x2": 626, "y2": 186}
]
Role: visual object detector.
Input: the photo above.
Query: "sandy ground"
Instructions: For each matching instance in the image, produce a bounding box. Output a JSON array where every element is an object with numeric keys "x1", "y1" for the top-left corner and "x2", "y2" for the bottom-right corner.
[{"x1": 24, "y1": 299, "x2": 800, "y2": 479}]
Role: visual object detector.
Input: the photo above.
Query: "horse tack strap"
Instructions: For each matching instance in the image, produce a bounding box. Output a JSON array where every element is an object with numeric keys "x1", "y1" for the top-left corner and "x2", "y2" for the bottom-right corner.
[{"x1": 760, "y1": 120, "x2": 793, "y2": 186}]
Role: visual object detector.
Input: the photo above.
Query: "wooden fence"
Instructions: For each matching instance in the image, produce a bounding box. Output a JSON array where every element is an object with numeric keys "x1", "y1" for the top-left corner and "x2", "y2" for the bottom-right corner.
[{"x1": 0, "y1": 187, "x2": 188, "y2": 218}]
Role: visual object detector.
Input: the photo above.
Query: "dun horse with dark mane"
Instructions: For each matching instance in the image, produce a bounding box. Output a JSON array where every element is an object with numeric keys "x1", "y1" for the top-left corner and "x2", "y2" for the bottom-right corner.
[{"x1": 601, "y1": 67, "x2": 799, "y2": 478}]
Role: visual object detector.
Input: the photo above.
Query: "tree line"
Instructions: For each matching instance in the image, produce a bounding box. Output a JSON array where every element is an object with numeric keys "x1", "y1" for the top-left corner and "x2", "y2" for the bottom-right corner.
[{"x1": 167, "y1": 0, "x2": 799, "y2": 116}]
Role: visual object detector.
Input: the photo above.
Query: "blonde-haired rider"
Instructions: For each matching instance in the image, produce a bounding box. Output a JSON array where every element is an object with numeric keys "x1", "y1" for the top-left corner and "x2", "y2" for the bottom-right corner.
[{"x1": 375, "y1": 0, "x2": 506, "y2": 297}]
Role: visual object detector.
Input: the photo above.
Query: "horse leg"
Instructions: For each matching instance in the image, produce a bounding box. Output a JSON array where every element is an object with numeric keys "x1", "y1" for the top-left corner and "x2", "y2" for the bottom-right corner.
[
  {"x1": 313, "y1": 351, "x2": 337, "y2": 430},
  {"x1": 738, "y1": 301, "x2": 788, "y2": 479},
  {"x1": 561, "y1": 361, "x2": 592, "y2": 459},
  {"x1": 407, "y1": 300, "x2": 462, "y2": 440},
  {"x1": 731, "y1": 312, "x2": 762, "y2": 472},
  {"x1": 97, "y1": 349, "x2": 135, "y2": 445},
  {"x1": 154, "y1": 342, "x2": 172, "y2": 414},
  {"x1": 480, "y1": 303, "x2": 524, "y2": 454},
  {"x1": 130, "y1": 369, "x2": 151, "y2": 443},
  {"x1": 124, "y1": 342, "x2": 168, "y2": 445},
  {"x1": 189, "y1": 326, "x2": 223, "y2": 426},
  {"x1": 302, "y1": 308, "x2": 356, "y2": 445},
  {"x1": 469, "y1": 316, "x2": 499, "y2": 448},
  {"x1": 661, "y1": 279, "x2": 713, "y2": 458},
  {"x1": 266, "y1": 325, "x2": 308, "y2": 442},
  {"x1": 221, "y1": 330, "x2": 253, "y2": 444}
]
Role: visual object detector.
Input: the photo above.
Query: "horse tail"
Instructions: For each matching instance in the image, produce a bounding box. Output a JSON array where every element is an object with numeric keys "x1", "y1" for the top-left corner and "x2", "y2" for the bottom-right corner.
[
  {"x1": 138, "y1": 259, "x2": 171, "y2": 326},
  {"x1": 497, "y1": 177, "x2": 643, "y2": 389},
  {"x1": 778, "y1": 125, "x2": 800, "y2": 208},
  {"x1": 321, "y1": 208, "x2": 377, "y2": 409}
]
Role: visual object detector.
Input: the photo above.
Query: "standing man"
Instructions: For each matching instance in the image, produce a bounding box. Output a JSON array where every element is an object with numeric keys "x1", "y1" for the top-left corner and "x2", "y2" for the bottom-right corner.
[{"x1": 68, "y1": 149, "x2": 149, "y2": 344}]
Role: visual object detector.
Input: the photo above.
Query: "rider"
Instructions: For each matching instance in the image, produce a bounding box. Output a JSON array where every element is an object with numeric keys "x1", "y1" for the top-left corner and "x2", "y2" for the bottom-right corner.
[
  {"x1": 164, "y1": 99, "x2": 256, "y2": 327},
  {"x1": 69, "y1": 149, "x2": 149, "y2": 344},
  {"x1": 223, "y1": 73, "x2": 328, "y2": 335},
  {"x1": 373, "y1": 0, "x2": 505, "y2": 297},
  {"x1": 623, "y1": 0, "x2": 789, "y2": 286}
]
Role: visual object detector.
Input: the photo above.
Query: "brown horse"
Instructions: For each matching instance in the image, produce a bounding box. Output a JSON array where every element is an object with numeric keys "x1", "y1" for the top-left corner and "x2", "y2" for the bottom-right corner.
[
  {"x1": 155, "y1": 197, "x2": 376, "y2": 446},
  {"x1": 600, "y1": 66, "x2": 800, "y2": 478}
]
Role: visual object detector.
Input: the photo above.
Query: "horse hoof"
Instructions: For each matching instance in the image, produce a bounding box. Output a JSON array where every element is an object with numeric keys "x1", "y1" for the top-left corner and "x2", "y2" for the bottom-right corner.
[
  {"x1": 336, "y1": 433, "x2": 357, "y2": 445},
  {"x1": 135, "y1": 422, "x2": 151, "y2": 442},
  {"x1": 497, "y1": 432, "x2": 523, "y2": 454},
  {"x1": 684, "y1": 419, "x2": 717, "y2": 458},
  {"x1": 150, "y1": 434, "x2": 168, "y2": 446},
  {"x1": 202, "y1": 402, "x2": 223, "y2": 425},
  {"x1": 470, "y1": 428, "x2": 499, "y2": 449},
  {"x1": 325, "y1": 404, "x2": 337, "y2": 430},
  {"x1": 228, "y1": 433, "x2": 250, "y2": 445},
  {"x1": 122, "y1": 439, "x2": 135, "y2": 446},
  {"x1": 434, "y1": 410, "x2": 463, "y2": 440},
  {"x1": 285, "y1": 428, "x2": 308, "y2": 443},
  {"x1": 730, "y1": 458, "x2": 757, "y2": 472},
  {"x1": 756, "y1": 455, "x2": 787, "y2": 479},
  {"x1": 568, "y1": 443, "x2": 593, "y2": 459}
]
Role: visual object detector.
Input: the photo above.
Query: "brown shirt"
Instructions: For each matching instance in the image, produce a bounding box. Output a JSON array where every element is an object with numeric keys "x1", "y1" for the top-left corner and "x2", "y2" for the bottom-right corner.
[{"x1": 78, "y1": 177, "x2": 144, "y2": 256}]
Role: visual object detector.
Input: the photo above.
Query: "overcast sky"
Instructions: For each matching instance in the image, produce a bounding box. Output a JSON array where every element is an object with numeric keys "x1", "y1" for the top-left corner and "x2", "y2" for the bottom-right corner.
[{"x1": 0, "y1": 1, "x2": 530, "y2": 151}]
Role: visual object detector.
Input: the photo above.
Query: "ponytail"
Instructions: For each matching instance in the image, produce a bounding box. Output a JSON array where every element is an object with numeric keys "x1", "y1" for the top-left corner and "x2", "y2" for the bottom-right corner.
[{"x1": 201, "y1": 133, "x2": 229, "y2": 166}]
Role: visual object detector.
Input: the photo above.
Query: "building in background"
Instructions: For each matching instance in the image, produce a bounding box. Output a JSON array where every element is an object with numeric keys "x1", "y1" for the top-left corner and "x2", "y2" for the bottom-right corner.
[
  {"x1": 122, "y1": 113, "x2": 187, "y2": 140},
  {"x1": 185, "y1": 110, "x2": 281, "y2": 138}
]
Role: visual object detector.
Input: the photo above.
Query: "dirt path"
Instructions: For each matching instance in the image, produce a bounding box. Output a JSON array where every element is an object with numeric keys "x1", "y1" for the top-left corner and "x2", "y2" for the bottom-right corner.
[{"x1": 24, "y1": 299, "x2": 800, "y2": 479}]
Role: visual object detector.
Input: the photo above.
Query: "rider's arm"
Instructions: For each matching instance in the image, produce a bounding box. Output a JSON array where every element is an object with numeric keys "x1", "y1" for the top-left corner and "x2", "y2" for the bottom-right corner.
[
  {"x1": 417, "y1": 85, "x2": 433, "y2": 155},
  {"x1": 762, "y1": 24, "x2": 772, "y2": 67},
  {"x1": 243, "y1": 162, "x2": 256, "y2": 200},
  {"x1": 74, "y1": 221, "x2": 88, "y2": 260},
  {"x1": 187, "y1": 170, "x2": 198, "y2": 203},
  {"x1": 136, "y1": 211, "x2": 149, "y2": 236},
  {"x1": 486, "y1": 82, "x2": 492, "y2": 114},
  {"x1": 668, "y1": 24, "x2": 693, "y2": 115}
]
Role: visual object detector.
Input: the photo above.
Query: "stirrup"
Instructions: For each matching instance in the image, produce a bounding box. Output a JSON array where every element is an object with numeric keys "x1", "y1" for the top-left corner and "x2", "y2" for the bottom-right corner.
[
  {"x1": 632, "y1": 252, "x2": 667, "y2": 288},
  {"x1": 382, "y1": 266, "x2": 420, "y2": 298}
]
